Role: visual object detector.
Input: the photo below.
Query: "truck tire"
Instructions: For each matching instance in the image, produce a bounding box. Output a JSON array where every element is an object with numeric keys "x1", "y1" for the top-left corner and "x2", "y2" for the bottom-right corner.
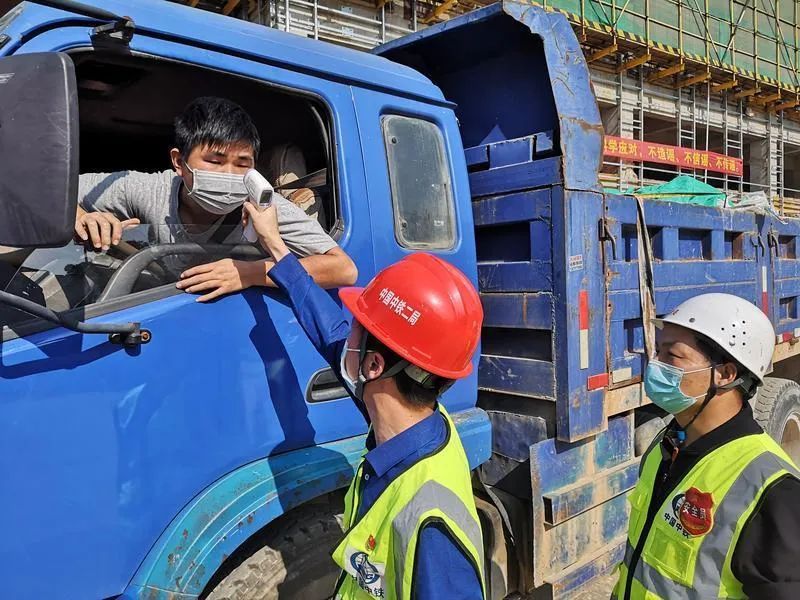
[
  {"x1": 752, "y1": 377, "x2": 800, "y2": 465},
  {"x1": 202, "y1": 498, "x2": 344, "y2": 600}
]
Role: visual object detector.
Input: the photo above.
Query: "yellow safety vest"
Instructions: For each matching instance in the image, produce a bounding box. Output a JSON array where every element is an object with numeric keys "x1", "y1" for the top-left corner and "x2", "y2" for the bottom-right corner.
[
  {"x1": 613, "y1": 430, "x2": 799, "y2": 599},
  {"x1": 331, "y1": 406, "x2": 486, "y2": 600}
]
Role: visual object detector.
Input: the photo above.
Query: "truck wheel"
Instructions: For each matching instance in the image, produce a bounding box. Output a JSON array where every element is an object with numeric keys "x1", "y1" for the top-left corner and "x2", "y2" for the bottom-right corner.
[
  {"x1": 202, "y1": 497, "x2": 344, "y2": 600},
  {"x1": 752, "y1": 377, "x2": 800, "y2": 465}
]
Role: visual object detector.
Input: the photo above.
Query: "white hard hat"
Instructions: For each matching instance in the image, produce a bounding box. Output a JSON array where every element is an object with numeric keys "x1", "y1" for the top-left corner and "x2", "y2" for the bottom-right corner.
[{"x1": 654, "y1": 293, "x2": 776, "y2": 384}]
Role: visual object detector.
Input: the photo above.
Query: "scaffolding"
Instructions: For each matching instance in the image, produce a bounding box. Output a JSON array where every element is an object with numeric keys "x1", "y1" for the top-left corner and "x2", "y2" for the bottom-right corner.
[
  {"x1": 170, "y1": 0, "x2": 485, "y2": 49},
  {"x1": 536, "y1": 0, "x2": 800, "y2": 106},
  {"x1": 173, "y1": 0, "x2": 800, "y2": 215}
]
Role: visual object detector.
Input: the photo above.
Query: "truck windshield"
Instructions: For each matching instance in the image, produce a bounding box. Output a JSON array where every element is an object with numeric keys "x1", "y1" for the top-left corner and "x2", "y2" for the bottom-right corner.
[{"x1": 0, "y1": 224, "x2": 251, "y2": 329}]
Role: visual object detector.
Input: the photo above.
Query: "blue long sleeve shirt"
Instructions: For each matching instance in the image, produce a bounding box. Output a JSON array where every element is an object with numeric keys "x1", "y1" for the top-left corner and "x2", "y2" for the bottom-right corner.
[{"x1": 269, "y1": 253, "x2": 483, "y2": 599}]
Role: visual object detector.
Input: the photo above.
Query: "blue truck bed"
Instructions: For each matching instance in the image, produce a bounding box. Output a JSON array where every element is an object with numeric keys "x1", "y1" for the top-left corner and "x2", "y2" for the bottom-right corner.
[{"x1": 378, "y1": 3, "x2": 800, "y2": 595}]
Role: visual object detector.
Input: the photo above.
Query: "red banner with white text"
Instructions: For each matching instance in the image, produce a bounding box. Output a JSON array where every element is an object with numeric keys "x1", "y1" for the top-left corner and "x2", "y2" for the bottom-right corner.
[{"x1": 603, "y1": 135, "x2": 743, "y2": 177}]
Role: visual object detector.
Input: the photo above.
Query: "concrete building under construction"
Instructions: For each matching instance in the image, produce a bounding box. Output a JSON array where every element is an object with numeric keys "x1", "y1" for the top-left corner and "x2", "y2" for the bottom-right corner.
[{"x1": 173, "y1": 0, "x2": 800, "y2": 214}]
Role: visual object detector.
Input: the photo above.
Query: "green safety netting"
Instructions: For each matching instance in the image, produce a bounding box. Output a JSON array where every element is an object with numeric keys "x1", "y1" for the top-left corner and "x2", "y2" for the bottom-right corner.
[{"x1": 540, "y1": 0, "x2": 800, "y2": 86}]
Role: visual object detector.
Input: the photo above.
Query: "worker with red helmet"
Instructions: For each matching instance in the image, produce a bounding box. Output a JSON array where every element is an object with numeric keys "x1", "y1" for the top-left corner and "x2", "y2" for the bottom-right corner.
[{"x1": 242, "y1": 201, "x2": 486, "y2": 599}]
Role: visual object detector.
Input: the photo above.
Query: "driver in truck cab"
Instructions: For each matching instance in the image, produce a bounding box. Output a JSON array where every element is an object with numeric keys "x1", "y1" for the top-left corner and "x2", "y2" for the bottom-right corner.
[{"x1": 75, "y1": 96, "x2": 357, "y2": 302}]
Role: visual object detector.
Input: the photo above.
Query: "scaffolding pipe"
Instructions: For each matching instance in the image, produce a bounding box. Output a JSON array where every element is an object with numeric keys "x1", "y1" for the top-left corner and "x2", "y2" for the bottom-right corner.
[{"x1": 381, "y1": 3, "x2": 385, "y2": 44}]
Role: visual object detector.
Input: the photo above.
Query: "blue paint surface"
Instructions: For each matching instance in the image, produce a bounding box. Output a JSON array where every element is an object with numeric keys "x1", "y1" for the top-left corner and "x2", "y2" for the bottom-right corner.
[{"x1": 123, "y1": 408, "x2": 491, "y2": 598}]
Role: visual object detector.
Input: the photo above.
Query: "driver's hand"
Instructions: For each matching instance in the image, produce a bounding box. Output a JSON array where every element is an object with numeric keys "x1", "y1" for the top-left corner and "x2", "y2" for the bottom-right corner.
[
  {"x1": 75, "y1": 211, "x2": 140, "y2": 251},
  {"x1": 177, "y1": 258, "x2": 264, "y2": 303}
]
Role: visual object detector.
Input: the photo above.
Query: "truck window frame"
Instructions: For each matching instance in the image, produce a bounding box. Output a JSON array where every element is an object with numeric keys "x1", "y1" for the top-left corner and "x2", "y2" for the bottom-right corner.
[{"x1": 1, "y1": 48, "x2": 343, "y2": 343}]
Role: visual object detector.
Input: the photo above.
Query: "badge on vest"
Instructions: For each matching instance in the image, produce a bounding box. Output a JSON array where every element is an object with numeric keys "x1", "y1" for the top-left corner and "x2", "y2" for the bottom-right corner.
[
  {"x1": 669, "y1": 487, "x2": 714, "y2": 536},
  {"x1": 345, "y1": 545, "x2": 386, "y2": 598}
]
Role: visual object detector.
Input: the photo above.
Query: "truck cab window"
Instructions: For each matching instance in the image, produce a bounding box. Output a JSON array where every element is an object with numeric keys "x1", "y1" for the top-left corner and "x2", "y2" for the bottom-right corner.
[
  {"x1": 0, "y1": 51, "x2": 339, "y2": 334},
  {"x1": 382, "y1": 115, "x2": 456, "y2": 249}
]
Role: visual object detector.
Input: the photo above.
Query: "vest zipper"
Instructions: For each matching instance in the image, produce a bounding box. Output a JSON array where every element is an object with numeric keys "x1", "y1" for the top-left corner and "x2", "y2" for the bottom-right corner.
[{"x1": 623, "y1": 458, "x2": 671, "y2": 600}]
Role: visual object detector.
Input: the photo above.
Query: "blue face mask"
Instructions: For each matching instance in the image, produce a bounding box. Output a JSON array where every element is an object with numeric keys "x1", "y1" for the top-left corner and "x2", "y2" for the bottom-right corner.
[{"x1": 644, "y1": 360, "x2": 714, "y2": 415}]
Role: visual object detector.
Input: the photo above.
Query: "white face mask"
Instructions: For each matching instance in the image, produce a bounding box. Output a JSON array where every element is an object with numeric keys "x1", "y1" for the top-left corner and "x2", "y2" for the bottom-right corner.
[{"x1": 185, "y1": 164, "x2": 249, "y2": 215}]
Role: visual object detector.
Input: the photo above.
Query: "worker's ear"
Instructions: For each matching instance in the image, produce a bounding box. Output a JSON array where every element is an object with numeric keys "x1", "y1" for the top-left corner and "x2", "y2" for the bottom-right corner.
[
  {"x1": 715, "y1": 362, "x2": 740, "y2": 389},
  {"x1": 363, "y1": 351, "x2": 386, "y2": 381},
  {"x1": 170, "y1": 148, "x2": 184, "y2": 176}
]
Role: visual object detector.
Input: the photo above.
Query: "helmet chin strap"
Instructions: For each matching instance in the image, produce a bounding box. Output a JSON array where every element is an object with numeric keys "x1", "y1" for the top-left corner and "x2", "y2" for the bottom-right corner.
[
  {"x1": 357, "y1": 333, "x2": 444, "y2": 396},
  {"x1": 681, "y1": 367, "x2": 745, "y2": 434}
]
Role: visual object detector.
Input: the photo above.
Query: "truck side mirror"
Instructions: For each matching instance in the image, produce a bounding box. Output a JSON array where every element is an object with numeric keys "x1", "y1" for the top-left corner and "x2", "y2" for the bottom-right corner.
[{"x1": 0, "y1": 52, "x2": 78, "y2": 247}]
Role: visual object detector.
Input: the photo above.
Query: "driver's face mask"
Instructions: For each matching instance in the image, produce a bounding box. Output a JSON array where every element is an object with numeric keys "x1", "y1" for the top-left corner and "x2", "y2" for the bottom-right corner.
[{"x1": 184, "y1": 164, "x2": 249, "y2": 215}]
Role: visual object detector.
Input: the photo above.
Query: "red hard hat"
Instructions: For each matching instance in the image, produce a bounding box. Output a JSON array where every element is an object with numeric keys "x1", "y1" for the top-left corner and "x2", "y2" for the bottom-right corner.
[{"x1": 339, "y1": 253, "x2": 483, "y2": 380}]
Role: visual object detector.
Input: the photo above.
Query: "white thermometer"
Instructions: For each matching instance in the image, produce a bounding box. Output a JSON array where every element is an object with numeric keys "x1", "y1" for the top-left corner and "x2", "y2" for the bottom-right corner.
[{"x1": 243, "y1": 169, "x2": 274, "y2": 243}]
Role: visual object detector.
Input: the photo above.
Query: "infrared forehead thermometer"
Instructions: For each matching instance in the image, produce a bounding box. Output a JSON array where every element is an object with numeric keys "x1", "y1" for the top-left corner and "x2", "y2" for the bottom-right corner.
[{"x1": 243, "y1": 169, "x2": 274, "y2": 243}]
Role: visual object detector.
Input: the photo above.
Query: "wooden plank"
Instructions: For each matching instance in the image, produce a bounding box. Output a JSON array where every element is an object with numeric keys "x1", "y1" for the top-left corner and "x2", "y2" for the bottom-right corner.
[
  {"x1": 711, "y1": 79, "x2": 737, "y2": 93},
  {"x1": 647, "y1": 62, "x2": 684, "y2": 82},
  {"x1": 223, "y1": 0, "x2": 241, "y2": 14},
  {"x1": 675, "y1": 71, "x2": 711, "y2": 89},
  {"x1": 587, "y1": 43, "x2": 618, "y2": 63},
  {"x1": 732, "y1": 86, "x2": 759, "y2": 100},
  {"x1": 190, "y1": 0, "x2": 201, "y2": 6},
  {"x1": 771, "y1": 98, "x2": 800, "y2": 113},
  {"x1": 421, "y1": 0, "x2": 457, "y2": 24},
  {"x1": 751, "y1": 92, "x2": 782, "y2": 106},
  {"x1": 616, "y1": 52, "x2": 651, "y2": 74}
]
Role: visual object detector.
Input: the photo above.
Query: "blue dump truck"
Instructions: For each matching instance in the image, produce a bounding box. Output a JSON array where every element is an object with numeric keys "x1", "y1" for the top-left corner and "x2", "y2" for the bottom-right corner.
[{"x1": 2, "y1": 1, "x2": 800, "y2": 598}]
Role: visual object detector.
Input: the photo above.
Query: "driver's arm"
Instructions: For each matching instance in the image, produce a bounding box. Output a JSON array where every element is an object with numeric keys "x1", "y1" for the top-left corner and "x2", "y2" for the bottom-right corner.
[
  {"x1": 177, "y1": 195, "x2": 357, "y2": 302},
  {"x1": 76, "y1": 172, "x2": 140, "y2": 251}
]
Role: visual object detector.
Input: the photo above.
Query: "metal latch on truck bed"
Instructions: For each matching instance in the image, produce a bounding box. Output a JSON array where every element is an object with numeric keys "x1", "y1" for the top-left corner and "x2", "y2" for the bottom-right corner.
[{"x1": 598, "y1": 217, "x2": 617, "y2": 260}]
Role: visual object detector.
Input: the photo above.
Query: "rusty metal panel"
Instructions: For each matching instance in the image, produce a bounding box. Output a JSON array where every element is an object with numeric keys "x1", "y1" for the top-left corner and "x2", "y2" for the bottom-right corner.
[{"x1": 528, "y1": 412, "x2": 634, "y2": 592}]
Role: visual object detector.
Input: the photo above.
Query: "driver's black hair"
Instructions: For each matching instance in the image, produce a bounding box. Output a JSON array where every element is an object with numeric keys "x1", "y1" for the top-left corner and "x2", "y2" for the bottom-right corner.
[{"x1": 174, "y1": 97, "x2": 261, "y2": 160}]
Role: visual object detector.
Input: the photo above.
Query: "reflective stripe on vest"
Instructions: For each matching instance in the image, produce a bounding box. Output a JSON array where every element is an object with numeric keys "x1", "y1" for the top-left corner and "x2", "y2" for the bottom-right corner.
[
  {"x1": 617, "y1": 433, "x2": 799, "y2": 599},
  {"x1": 391, "y1": 479, "x2": 484, "y2": 597},
  {"x1": 331, "y1": 407, "x2": 485, "y2": 600}
]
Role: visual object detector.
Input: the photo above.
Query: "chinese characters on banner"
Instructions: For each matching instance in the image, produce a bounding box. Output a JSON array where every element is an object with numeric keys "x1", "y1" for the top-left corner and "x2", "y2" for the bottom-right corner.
[{"x1": 603, "y1": 135, "x2": 743, "y2": 177}]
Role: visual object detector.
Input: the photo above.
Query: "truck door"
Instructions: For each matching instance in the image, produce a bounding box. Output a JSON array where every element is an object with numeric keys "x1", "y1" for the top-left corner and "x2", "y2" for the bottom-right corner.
[{"x1": 351, "y1": 87, "x2": 480, "y2": 414}]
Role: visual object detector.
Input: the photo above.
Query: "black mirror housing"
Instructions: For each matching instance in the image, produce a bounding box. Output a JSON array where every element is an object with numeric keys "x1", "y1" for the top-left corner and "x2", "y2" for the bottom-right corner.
[{"x1": 0, "y1": 52, "x2": 78, "y2": 247}]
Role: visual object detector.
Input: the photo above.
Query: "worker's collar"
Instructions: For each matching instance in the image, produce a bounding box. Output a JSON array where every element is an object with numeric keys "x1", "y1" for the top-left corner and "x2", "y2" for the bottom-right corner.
[
  {"x1": 662, "y1": 401, "x2": 762, "y2": 459},
  {"x1": 364, "y1": 404, "x2": 445, "y2": 478}
]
